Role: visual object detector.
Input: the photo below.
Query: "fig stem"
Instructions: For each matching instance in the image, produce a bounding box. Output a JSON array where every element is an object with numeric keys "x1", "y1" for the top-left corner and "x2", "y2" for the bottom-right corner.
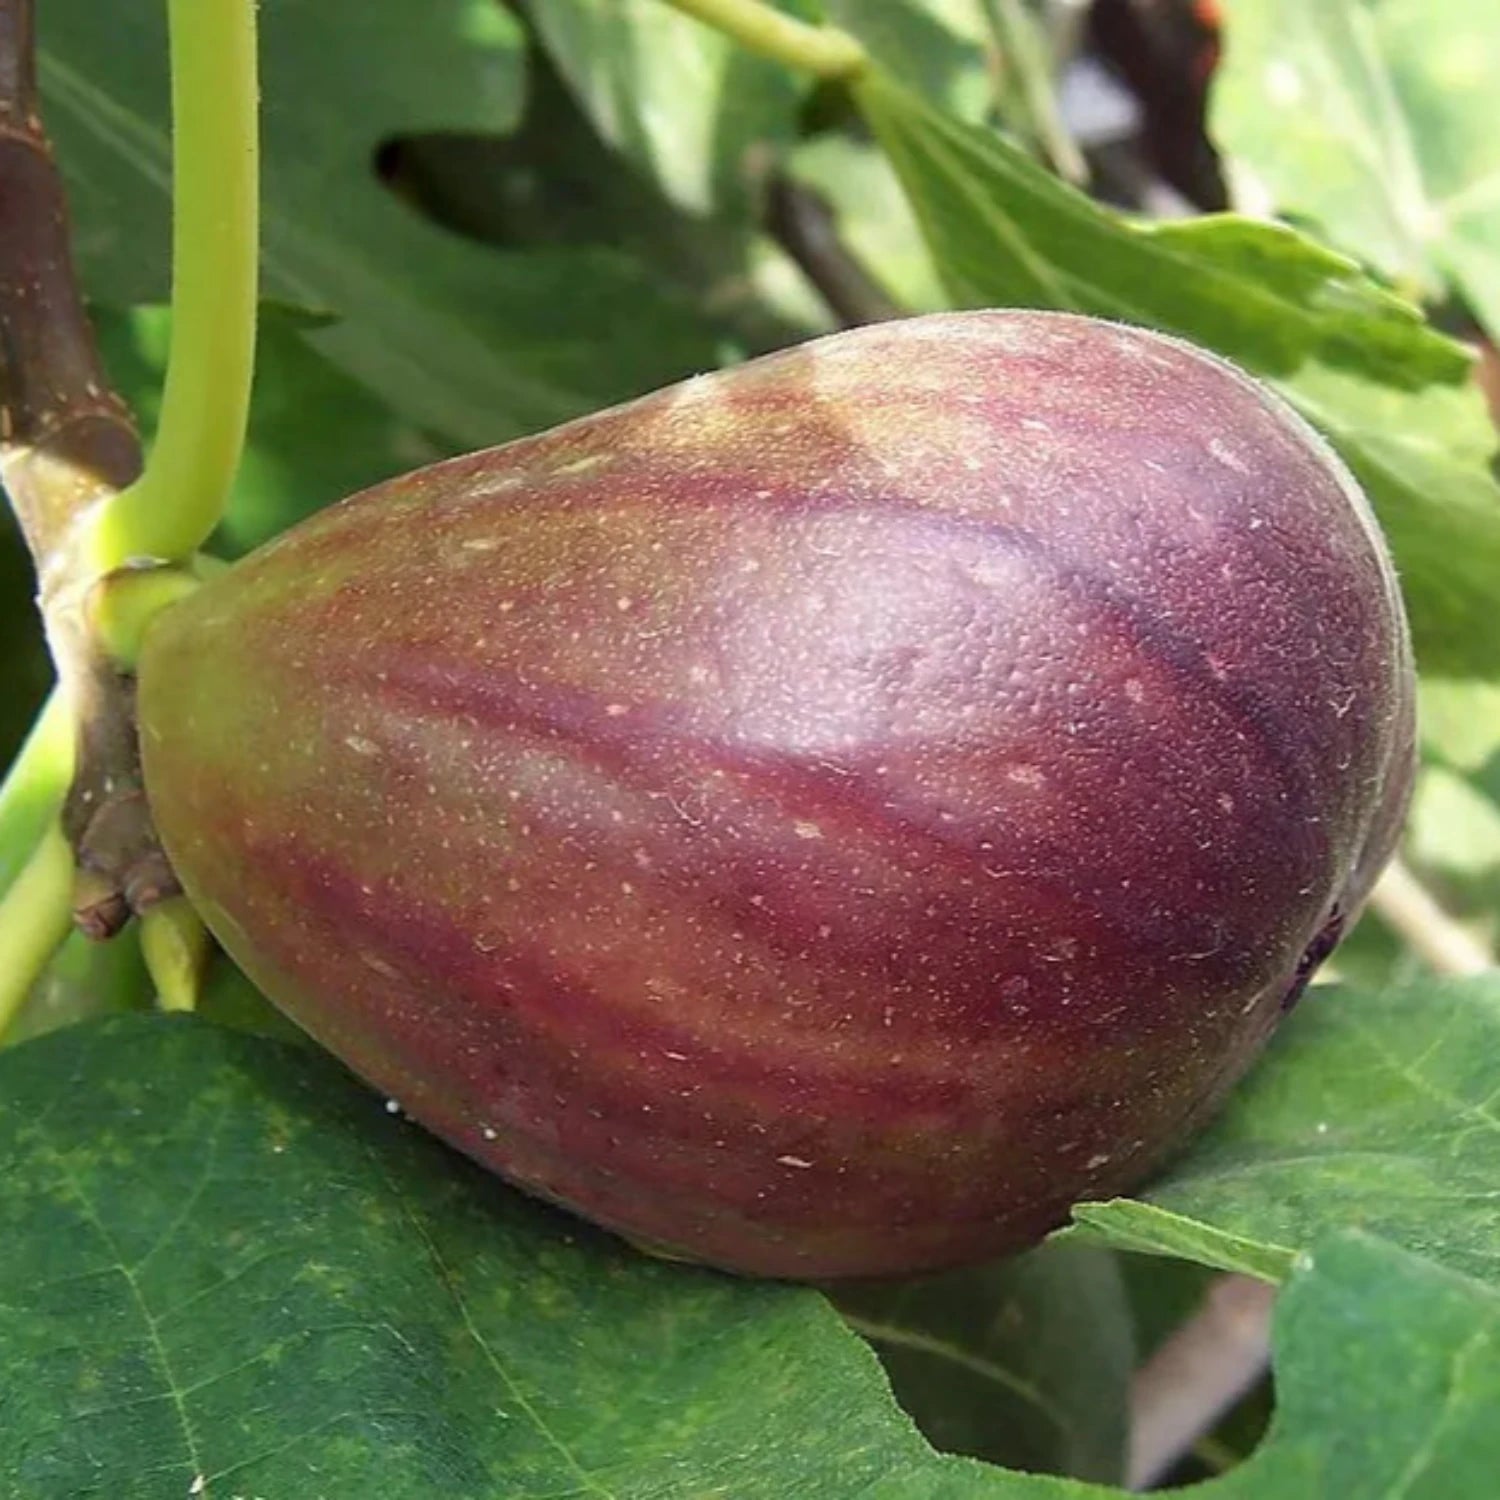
[
  {"x1": 76, "y1": 0, "x2": 260, "y2": 576},
  {"x1": 655, "y1": 0, "x2": 868, "y2": 81},
  {"x1": 0, "y1": 821, "x2": 75, "y2": 1039},
  {"x1": 89, "y1": 565, "x2": 202, "y2": 670},
  {"x1": 2, "y1": 0, "x2": 258, "y2": 943},
  {"x1": 140, "y1": 896, "x2": 210, "y2": 1012}
]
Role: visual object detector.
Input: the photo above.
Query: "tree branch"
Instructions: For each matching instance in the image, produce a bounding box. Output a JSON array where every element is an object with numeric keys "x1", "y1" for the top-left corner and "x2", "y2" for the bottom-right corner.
[
  {"x1": 1127, "y1": 1272, "x2": 1275, "y2": 1489},
  {"x1": 0, "y1": 0, "x2": 175, "y2": 942},
  {"x1": 1369, "y1": 855, "x2": 1492, "y2": 977},
  {"x1": 764, "y1": 174, "x2": 901, "y2": 329},
  {"x1": 0, "y1": 0, "x2": 141, "y2": 574}
]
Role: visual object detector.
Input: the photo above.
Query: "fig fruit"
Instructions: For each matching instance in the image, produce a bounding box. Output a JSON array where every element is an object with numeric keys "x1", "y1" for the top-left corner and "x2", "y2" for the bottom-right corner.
[{"x1": 137, "y1": 312, "x2": 1414, "y2": 1279}]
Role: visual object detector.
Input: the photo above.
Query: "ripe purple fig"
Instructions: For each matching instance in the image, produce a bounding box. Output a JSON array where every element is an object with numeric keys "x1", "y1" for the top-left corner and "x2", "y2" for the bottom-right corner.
[{"x1": 138, "y1": 312, "x2": 1414, "y2": 1279}]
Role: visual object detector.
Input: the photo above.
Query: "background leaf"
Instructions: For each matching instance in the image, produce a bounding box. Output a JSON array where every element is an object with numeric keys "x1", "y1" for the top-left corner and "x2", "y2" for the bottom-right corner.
[
  {"x1": 39, "y1": 0, "x2": 724, "y2": 449},
  {"x1": 386, "y1": 54, "x2": 827, "y2": 357},
  {"x1": 529, "y1": 0, "x2": 809, "y2": 216},
  {"x1": 1215, "y1": 0, "x2": 1500, "y2": 336},
  {"x1": 852, "y1": 66, "x2": 1500, "y2": 681},
  {"x1": 1406, "y1": 681, "x2": 1500, "y2": 946}
]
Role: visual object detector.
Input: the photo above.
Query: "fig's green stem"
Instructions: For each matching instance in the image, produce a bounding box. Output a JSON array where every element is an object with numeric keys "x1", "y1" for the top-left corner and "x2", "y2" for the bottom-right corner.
[
  {"x1": 80, "y1": 0, "x2": 259, "y2": 575},
  {"x1": 0, "y1": 821, "x2": 75, "y2": 1040},
  {"x1": 140, "y1": 896, "x2": 210, "y2": 1012},
  {"x1": 0, "y1": 689, "x2": 73, "y2": 892},
  {"x1": 91, "y1": 566, "x2": 201, "y2": 669},
  {"x1": 656, "y1": 0, "x2": 868, "y2": 80}
]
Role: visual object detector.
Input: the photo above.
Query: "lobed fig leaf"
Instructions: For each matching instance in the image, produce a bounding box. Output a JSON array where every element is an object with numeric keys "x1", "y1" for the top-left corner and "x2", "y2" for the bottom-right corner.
[{"x1": 137, "y1": 312, "x2": 1415, "y2": 1279}]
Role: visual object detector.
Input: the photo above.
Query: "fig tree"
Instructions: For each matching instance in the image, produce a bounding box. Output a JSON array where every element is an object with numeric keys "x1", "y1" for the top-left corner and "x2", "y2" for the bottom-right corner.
[{"x1": 137, "y1": 311, "x2": 1414, "y2": 1279}]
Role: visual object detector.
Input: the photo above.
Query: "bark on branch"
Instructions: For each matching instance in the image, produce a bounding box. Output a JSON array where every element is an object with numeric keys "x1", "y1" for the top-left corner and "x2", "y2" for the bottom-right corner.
[
  {"x1": 0, "y1": 0, "x2": 175, "y2": 937},
  {"x1": 0, "y1": 0, "x2": 140, "y2": 564}
]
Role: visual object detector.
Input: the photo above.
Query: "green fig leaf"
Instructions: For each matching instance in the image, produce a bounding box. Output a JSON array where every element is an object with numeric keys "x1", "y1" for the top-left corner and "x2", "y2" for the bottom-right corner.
[
  {"x1": 529, "y1": 0, "x2": 808, "y2": 217},
  {"x1": 1071, "y1": 976, "x2": 1500, "y2": 1290},
  {"x1": 39, "y1": 0, "x2": 723, "y2": 448},
  {"x1": 1207, "y1": 1232, "x2": 1500, "y2": 1500},
  {"x1": 0, "y1": 1014, "x2": 1008, "y2": 1499},
  {"x1": 385, "y1": 62, "x2": 829, "y2": 359},
  {"x1": 825, "y1": 0, "x2": 1076, "y2": 173},
  {"x1": 1214, "y1": 0, "x2": 1500, "y2": 338},
  {"x1": 41, "y1": 0, "x2": 518, "y2": 300},
  {"x1": 852, "y1": 68, "x2": 1500, "y2": 682},
  {"x1": 3, "y1": 1014, "x2": 1500, "y2": 1496}
]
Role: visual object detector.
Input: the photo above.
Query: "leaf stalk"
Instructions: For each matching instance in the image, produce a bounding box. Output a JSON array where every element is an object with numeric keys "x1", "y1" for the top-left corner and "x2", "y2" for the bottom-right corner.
[
  {"x1": 79, "y1": 0, "x2": 260, "y2": 574},
  {"x1": 655, "y1": 0, "x2": 868, "y2": 81}
]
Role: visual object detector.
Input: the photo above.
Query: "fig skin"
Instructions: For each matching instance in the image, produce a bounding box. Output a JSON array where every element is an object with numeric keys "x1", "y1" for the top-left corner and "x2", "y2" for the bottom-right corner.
[{"x1": 137, "y1": 311, "x2": 1415, "y2": 1280}]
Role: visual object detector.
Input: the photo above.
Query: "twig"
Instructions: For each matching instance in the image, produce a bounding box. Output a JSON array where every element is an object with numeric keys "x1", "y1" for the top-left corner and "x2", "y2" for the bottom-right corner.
[
  {"x1": 1369, "y1": 855, "x2": 1492, "y2": 977},
  {"x1": 0, "y1": 0, "x2": 160, "y2": 946},
  {"x1": 763, "y1": 175, "x2": 901, "y2": 329},
  {"x1": 1127, "y1": 1273, "x2": 1276, "y2": 1490},
  {"x1": 2, "y1": 0, "x2": 258, "y2": 956}
]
